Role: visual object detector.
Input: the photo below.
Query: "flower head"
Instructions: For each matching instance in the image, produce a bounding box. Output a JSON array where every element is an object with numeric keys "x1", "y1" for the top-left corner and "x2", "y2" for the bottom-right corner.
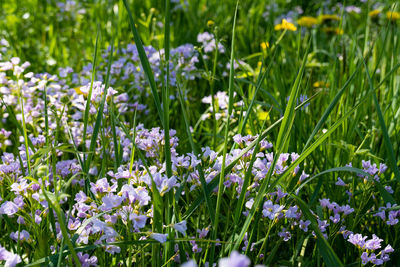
[{"x1": 274, "y1": 19, "x2": 297, "y2": 31}]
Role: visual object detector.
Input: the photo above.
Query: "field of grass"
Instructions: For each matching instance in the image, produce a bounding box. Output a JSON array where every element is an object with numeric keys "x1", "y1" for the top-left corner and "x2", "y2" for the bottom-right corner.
[{"x1": 0, "y1": 0, "x2": 400, "y2": 266}]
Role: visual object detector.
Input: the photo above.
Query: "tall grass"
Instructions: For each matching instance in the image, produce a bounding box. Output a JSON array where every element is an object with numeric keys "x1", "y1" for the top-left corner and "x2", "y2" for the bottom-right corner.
[{"x1": 1, "y1": 0, "x2": 400, "y2": 266}]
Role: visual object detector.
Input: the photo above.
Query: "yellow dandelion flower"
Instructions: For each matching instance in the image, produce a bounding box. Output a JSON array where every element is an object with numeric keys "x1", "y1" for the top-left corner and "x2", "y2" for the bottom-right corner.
[
  {"x1": 322, "y1": 27, "x2": 343, "y2": 35},
  {"x1": 368, "y1": 9, "x2": 381, "y2": 18},
  {"x1": 386, "y1": 11, "x2": 400, "y2": 21},
  {"x1": 274, "y1": 19, "x2": 297, "y2": 31},
  {"x1": 260, "y1": 41, "x2": 269, "y2": 50},
  {"x1": 257, "y1": 111, "x2": 269, "y2": 121},
  {"x1": 74, "y1": 87, "x2": 85, "y2": 95},
  {"x1": 313, "y1": 81, "x2": 330, "y2": 88},
  {"x1": 297, "y1": 16, "x2": 318, "y2": 28},
  {"x1": 319, "y1": 14, "x2": 340, "y2": 22},
  {"x1": 207, "y1": 20, "x2": 215, "y2": 27}
]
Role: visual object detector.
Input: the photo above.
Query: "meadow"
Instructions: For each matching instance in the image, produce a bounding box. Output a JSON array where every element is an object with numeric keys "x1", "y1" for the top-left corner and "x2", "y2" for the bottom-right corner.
[{"x1": 0, "y1": 0, "x2": 400, "y2": 266}]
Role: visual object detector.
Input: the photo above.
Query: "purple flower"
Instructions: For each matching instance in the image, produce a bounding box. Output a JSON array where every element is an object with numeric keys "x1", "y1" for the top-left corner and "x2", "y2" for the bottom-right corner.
[
  {"x1": 374, "y1": 210, "x2": 386, "y2": 220},
  {"x1": 129, "y1": 213, "x2": 148, "y2": 229},
  {"x1": 317, "y1": 219, "x2": 329, "y2": 232},
  {"x1": 285, "y1": 206, "x2": 299, "y2": 219},
  {"x1": 75, "y1": 191, "x2": 88, "y2": 203},
  {"x1": 278, "y1": 229, "x2": 292, "y2": 241},
  {"x1": 150, "y1": 233, "x2": 168, "y2": 243},
  {"x1": 299, "y1": 170, "x2": 309, "y2": 183},
  {"x1": 0, "y1": 201, "x2": 19, "y2": 216},
  {"x1": 262, "y1": 200, "x2": 284, "y2": 220},
  {"x1": 299, "y1": 220, "x2": 311, "y2": 232},
  {"x1": 379, "y1": 163, "x2": 387, "y2": 173},
  {"x1": 218, "y1": 251, "x2": 251, "y2": 267},
  {"x1": 385, "y1": 186, "x2": 393, "y2": 194},
  {"x1": 330, "y1": 213, "x2": 340, "y2": 223},
  {"x1": 68, "y1": 218, "x2": 81, "y2": 231},
  {"x1": 10, "y1": 179, "x2": 30, "y2": 194},
  {"x1": 197, "y1": 228, "x2": 209, "y2": 238},
  {"x1": 386, "y1": 211, "x2": 399, "y2": 225},
  {"x1": 383, "y1": 244, "x2": 394, "y2": 254},
  {"x1": 172, "y1": 220, "x2": 187, "y2": 236},
  {"x1": 361, "y1": 252, "x2": 369, "y2": 265},
  {"x1": 335, "y1": 177, "x2": 346, "y2": 186},
  {"x1": 77, "y1": 252, "x2": 98, "y2": 267},
  {"x1": 100, "y1": 194, "x2": 123, "y2": 211},
  {"x1": 0, "y1": 245, "x2": 21, "y2": 267},
  {"x1": 340, "y1": 204, "x2": 354, "y2": 215},
  {"x1": 105, "y1": 245, "x2": 120, "y2": 254},
  {"x1": 347, "y1": 233, "x2": 367, "y2": 248},
  {"x1": 181, "y1": 260, "x2": 197, "y2": 267},
  {"x1": 10, "y1": 230, "x2": 30, "y2": 242},
  {"x1": 365, "y1": 234, "x2": 383, "y2": 250}
]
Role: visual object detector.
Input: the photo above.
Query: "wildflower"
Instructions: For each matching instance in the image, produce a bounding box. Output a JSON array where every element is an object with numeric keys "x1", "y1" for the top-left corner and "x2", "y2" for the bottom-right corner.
[
  {"x1": 347, "y1": 233, "x2": 367, "y2": 248},
  {"x1": 100, "y1": 194, "x2": 123, "y2": 211},
  {"x1": 340, "y1": 205, "x2": 354, "y2": 215},
  {"x1": 379, "y1": 163, "x2": 387, "y2": 173},
  {"x1": 10, "y1": 179, "x2": 30, "y2": 194},
  {"x1": 345, "y1": 6, "x2": 361, "y2": 14},
  {"x1": 181, "y1": 260, "x2": 197, "y2": 267},
  {"x1": 274, "y1": 19, "x2": 297, "y2": 31},
  {"x1": 105, "y1": 245, "x2": 120, "y2": 255},
  {"x1": 335, "y1": 177, "x2": 346, "y2": 186},
  {"x1": 285, "y1": 206, "x2": 299, "y2": 219},
  {"x1": 77, "y1": 252, "x2": 98, "y2": 267},
  {"x1": 369, "y1": 10, "x2": 381, "y2": 18},
  {"x1": 386, "y1": 211, "x2": 398, "y2": 225},
  {"x1": 361, "y1": 252, "x2": 369, "y2": 265},
  {"x1": 299, "y1": 220, "x2": 311, "y2": 232},
  {"x1": 75, "y1": 191, "x2": 88, "y2": 203},
  {"x1": 262, "y1": 200, "x2": 284, "y2": 220},
  {"x1": 299, "y1": 170, "x2": 310, "y2": 183},
  {"x1": 386, "y1": 11, "x2": 400, "y2": 21},
  {"x1": 322, "y1": 27, "x2": 344, "y2": 35},
  {"x1": 172, "y1": 220, "x2": 187, "y2": 236},
  {"x1": 278, "y1": 228, "x2": 292, "y2": 241},
  {"x1": 260, "y1": 42, "x2": 269, "y2": 50},
  {"x1": 190, "y1": 239, "x2": 202, "y2": 253},
  {"x1": 297, "y1": 16, "x2": 318, "y2": 27},
  {"x1": 68, "y1": 218, "x2": 81, "y2": 231},
  {"x1": 319, "y1": 14, "x2": 340, "y2": 22},
  {"x1": 10, "y1": 230, "x2": 30, "y2": 242},
  {"x1": 385, "y1": 186, "x2": 393, "y2": 194},
  {"x1": 218, "y1": 251, "x2": 251, "y2": 267},
  {"x1": 0, "y1": 245, "x2": 21, "y2": 267},
  {"x1": 330, "y1": 213, "x2": 340, "y2": 223},
  {"x1": 313, "y1": 81, "x2": 330, "y2": 88},
  {"x1": 365, "y1": 234, "x2": 383, "y2": 250},
  {"x1": 197, "y1": 228, "x2": 209, "y2": 238},
  {"x1": 129, "y1": 213, "x2": 148, "y2": 229},
  {"x1": 317, "y1": 219, "x2": 329, "y2": 232},
  {"x1": 150, "y1": 233, "x2": 168, "y2": 243},
  {"x1": 0, "y1": 201, "x2": 19, "y2": 216}
]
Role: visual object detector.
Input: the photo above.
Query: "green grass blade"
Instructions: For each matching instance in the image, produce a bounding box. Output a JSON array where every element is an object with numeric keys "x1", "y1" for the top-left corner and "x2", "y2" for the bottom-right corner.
[
  {"x1": 232, "y1": 42, "x2": 310, "y2": 251},
  {"x1": 84, "y1": 35, "x2": 114, "y2": 182},
  {"x1": 302, "y1": 61, "x2": 362, "y2": 152},
  {"x1": 123, "y1": 0, "x2": 164, "y2": 126},
  {"x1": 239, "y1": 48, "x2": 277, "y2": 135},
  {"x1": 210, "y1": 2, "x2": 238, "y2": 263},
  {"x1": 177, "y1": 85, "x2": 215, "y2": 224},
  {"x1": 293, "y1": 195, "x2": 344, "y2": 267},
  {"x1": 82, "y1": 27, "x2": 100, "y2": 168},
  {"x1": 361, "y1": 57, "x2": 400, "y2": 182},
  {"x1": 182, "y1": 96, "x2": 317, "y2": 220}
]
